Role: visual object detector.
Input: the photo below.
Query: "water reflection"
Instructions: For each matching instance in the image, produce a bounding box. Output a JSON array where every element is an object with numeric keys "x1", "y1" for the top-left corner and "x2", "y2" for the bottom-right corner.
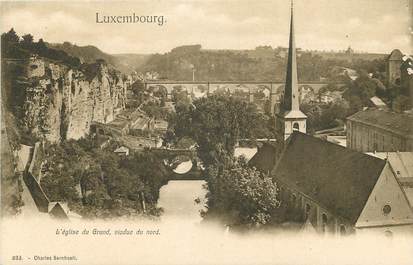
[
  {"x1": 158, "y1": 180, "x2": 207, "y2": 223},
  {"x1": 172, "y1": 160, "x2": 193, "y2": 174},
  {"x1": 158, "y1": 147, "x2": 257, "y2": 223}
]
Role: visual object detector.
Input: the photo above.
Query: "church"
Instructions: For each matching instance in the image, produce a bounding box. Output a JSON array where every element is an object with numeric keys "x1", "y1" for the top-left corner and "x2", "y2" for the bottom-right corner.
[{"x1": 249, "y1": 1, "x2": 413, "y2": 236}]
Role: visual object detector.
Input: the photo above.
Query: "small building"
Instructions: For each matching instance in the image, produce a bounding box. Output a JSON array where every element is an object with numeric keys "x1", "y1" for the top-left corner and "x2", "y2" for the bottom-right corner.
[
  {"x1": 346, "y1": 108, "x2": 413, "y2": 152},
  {"x1": 368, "y1": 96, "x2": 387, "y2": 109},
  {"x1": 154, "y1": 119, "x2": 168, "y2": 133},
  {"x1": 249, "y1": 132, "x2": 413, "y2": 236},
  {"x1": 114, "y1": 146, "x2": 130, "y2": 156},
  {"x1": 317, "y1": 90, "x2": 342, "y2": 104},
  {"x1": 386, "y1": 49, "x2": 403, "y2": 86}
]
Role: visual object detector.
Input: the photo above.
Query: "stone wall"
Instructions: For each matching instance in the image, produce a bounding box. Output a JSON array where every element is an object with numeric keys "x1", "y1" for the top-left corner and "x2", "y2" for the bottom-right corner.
[{"x1": 19, "y1": 58, "x2": 128, "y2": 142}]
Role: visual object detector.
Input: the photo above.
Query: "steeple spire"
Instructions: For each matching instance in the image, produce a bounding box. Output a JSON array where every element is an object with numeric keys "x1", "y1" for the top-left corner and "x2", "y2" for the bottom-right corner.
[
  {"x1": 283, "y1": 0, "x2": 299, "y2": 111},
  {"x1": 274, "y1": 0, "x2": 306, "y2": 142}
]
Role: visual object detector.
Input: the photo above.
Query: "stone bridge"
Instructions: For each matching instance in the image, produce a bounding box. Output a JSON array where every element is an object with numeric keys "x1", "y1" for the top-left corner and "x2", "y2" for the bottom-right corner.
[
  {"x1": 144, "y1": 80, "x2": 346, "y2": 115},
  {"x1": 144, "y1": 80, "x2": 347, "y2": 102},
  {"x1": 150, "y1": 148, "x2": 203, "y2": 181}
]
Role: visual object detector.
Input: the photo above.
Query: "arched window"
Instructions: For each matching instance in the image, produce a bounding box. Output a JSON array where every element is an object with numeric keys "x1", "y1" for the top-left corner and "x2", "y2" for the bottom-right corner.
[
  {"x1": 293, "y1": 122, "x2": 299, "y2": 131},
  {"x1": 322, "y1": 213, "x2": 328, "y2": 233},
  {"x1": 340, "y1": 225, "x2": 346, "y2": 236},
  {"x1": 291, "y1": 194, "x2": 297, "y2": 208},
  {"x1": 305, "y1": 203, "x2": 311, "y2": 220}
]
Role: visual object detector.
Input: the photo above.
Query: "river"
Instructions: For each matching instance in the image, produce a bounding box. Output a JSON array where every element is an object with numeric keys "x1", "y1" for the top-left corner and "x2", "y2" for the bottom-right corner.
[
  {"x1": 157, "y1": 180, "x2": 207, "y2": 223},
  {"x1": 157, "y1": 147, "x2": 257, "y2": 222}
]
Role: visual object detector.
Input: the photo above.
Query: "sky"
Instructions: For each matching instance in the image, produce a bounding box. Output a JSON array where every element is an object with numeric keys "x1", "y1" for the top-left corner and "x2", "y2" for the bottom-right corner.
[{"x1": 0, "y1": 0, "x2": 412, "y2": 55}]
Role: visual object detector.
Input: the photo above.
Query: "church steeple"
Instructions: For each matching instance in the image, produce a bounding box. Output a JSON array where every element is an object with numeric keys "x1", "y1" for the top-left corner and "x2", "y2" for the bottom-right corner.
[
  {"x1": 283, "y1": 0, "x2": 299, "y2": 111},
  {"x1": 275, "y1": 0, "x2": 307, "y2": 141}
]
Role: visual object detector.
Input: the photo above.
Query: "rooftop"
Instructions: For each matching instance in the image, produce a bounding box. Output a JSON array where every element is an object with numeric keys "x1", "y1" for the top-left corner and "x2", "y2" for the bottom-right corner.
[
  {"x1": 250, "y1": 132, "x2": 386, "y2": 224},
  {"x1": 369, "y1": 96, "x2": 387, "y2": 107},
  {"x1": 347, "y1": 108, "x2": 413, "y2": 138},
  {"x1": 114, "y1": 146, "x2": 129, "y2": 153},
  {"x1": 248, "y1": 143, "x2": 278, "y2": 173}
]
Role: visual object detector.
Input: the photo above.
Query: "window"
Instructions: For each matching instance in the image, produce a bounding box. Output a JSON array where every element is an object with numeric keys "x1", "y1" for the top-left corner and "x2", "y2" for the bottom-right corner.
[
  {"x1": 305, "y1": 203, "x2": 311, "y2": 220},
  {"x1": 293, "y1": 122, "x2": 299, "y2": 131},
  {"x1": 71, "y1": 83, "x2": 76, "y2": 95},
  {"x1": 321, "y1": 214, "x2": 328, "y2": 233},
  {"x1": 382, "y1": 204, "x2": 392, "y2": 215},
  {"x1": 340, "y1": 225, "x2": 346, "y2": 236},
  {"x1": 291, "y1": 194, "x2": 297, "y2": 208}
]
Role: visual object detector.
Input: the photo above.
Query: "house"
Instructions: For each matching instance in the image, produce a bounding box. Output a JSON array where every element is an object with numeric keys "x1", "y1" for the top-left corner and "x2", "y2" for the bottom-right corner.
[
  {"x1": 347, "y1": 108, "x2": 413, "y2": 152},
  {"x1": 154, "y1": 119, "x2": 168, "y2": 133},
  {"x1": 299, "y1": 86, "x2": 315, "y2": 103},
  {"x1": 368, "y1": 96, "x2": 387, "y2": 109},
  {"x1": 249, "y1": 132, "x2": 413, "y2": 236},
  {"x1": 317, "y1": 90, "x2": 342, "y2": 104},
  {"x1": 114, "y1": 146, "x2": 130, "y2": 156}
]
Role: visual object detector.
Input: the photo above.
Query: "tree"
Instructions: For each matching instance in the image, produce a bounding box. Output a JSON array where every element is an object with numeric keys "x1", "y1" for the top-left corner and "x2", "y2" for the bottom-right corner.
[
  {"x1": 2, "y1": 28, "x2": 19, "y2": 44},
  {"x1": 120, "y1": 151, "x2": 169, "y2": 203},
  {"x1": 1, "y1": 28, "x2": 24, "y2": 58},
  {"x1": 173, "y1": 95, "x2": 274, "y2": 167},
  {"x1": 35, "y1": 38, "x2": 47, "y2": 55},
  {"x1": 21, "y1": 34, "x2": 34, "y2": 48},
  {"x1": 130, "y1": 80, "x2": 150, "y2": 106},
  {"x1": 204, "y1": 156, "x2": 280, "y2": 226}
]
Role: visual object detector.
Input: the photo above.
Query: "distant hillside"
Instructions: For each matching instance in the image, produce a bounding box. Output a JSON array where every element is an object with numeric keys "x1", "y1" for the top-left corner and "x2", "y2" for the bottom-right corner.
[
  {"x1": 49, "y1": 41, "x2": 387, "y2": 80},
  {"x1": 111, "y1": 53, "x2": 150, "y2": 73},
  {"x1": 139, "y1": 45, "x2": 386, "y2": 81},
  {"x1": 49, "y1": 42, "x2": 150, "y2": 73}
]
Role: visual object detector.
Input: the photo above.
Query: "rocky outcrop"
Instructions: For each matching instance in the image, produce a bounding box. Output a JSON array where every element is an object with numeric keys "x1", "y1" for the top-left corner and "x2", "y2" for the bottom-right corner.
[{"x1": 21, "y1": 56, "x2": 127, "y2": 142}]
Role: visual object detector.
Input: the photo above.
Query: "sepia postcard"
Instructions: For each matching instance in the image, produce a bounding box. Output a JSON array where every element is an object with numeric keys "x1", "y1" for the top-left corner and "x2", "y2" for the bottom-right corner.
[{"x1": 1, "y1": 0, "x2": 413, "y2": 264}]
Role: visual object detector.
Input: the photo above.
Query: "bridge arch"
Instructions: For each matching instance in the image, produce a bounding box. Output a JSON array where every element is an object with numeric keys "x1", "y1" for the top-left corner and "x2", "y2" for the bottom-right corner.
[{"x1": 150, "y1": 149, "x2": 203, "y2": 180}]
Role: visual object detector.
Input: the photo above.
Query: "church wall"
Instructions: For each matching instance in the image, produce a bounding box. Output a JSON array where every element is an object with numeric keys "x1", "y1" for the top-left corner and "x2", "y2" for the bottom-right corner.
[
  {"x1": 355, "y1": 163, "x2": 413, "y2": 236},
  {"x1": 277, "y1": 179, "x2": 353, "y2": 235},
  {"x1": 356, "y1": 224, "x2": 413, "y2": 237}
]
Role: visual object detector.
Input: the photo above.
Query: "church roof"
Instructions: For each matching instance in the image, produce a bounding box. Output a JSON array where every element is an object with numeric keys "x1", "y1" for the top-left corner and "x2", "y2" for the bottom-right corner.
[
  {"x1": 347, "y1": 108, "x2": 413, "y2": 139},
  {"x1": 282, "y1": 0, "x2": 300, "y2": 112},
  {"x1": 283, "y1": 110, "x2": 307, "y2": 119},
  {"x1": 249, "y1": 143, "x2": 278, "y2": 173},
  {"x1": 250, "y1": 132, "x2": 386, "y2": 224},
  {"x1": 273, "y1": 132, "x2": 386, "y2": 224}
]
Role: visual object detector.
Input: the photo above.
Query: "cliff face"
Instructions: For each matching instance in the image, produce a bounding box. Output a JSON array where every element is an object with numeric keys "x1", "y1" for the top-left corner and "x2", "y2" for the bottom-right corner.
[{"x1": 21, "y1": 57, "x2": 127, "y2": 142}]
